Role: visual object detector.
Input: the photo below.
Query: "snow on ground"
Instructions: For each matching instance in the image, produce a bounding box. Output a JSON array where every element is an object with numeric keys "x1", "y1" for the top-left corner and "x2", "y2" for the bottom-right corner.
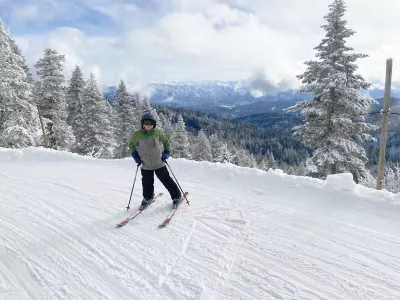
[{"x1": 1, "y1": 147, "x2": 400, "y2": 300}]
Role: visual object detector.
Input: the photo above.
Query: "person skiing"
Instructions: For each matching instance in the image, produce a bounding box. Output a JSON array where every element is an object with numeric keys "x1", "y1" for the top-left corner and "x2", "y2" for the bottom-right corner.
[{"x1": 129, "y1": 112, "x2": 182, "y2": 209}]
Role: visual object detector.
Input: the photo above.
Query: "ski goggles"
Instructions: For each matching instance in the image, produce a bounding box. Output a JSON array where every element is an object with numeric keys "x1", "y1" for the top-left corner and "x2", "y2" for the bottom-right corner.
[{"x1": 143, "y1": 120, "x2": 154, "y2": 126}]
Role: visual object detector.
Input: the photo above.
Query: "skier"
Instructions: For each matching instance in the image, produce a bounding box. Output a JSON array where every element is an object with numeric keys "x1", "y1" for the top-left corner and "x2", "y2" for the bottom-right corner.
[{"x1": 129, "y1": 112, "x2": 182, "y2": 209}]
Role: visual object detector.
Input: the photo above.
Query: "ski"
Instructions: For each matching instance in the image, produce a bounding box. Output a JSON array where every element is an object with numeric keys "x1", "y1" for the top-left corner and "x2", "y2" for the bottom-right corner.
[
  {"x1": 116, "y1": 192, "x2": 163, "y2": 228},
  {"x1": 159, "y1": 192, "x2": 189, "y2": 228}
]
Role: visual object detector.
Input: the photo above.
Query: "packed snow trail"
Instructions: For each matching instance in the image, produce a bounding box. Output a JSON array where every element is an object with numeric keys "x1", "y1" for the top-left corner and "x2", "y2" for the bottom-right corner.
[{"x1": 1, "y1": 147, "x2": 400, "y2": 300}]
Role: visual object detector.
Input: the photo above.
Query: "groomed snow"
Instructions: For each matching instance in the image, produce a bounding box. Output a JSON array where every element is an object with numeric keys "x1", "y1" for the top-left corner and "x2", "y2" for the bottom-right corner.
[{"x1": 1, "y1": 147, "x2": 400, "y2": 300}]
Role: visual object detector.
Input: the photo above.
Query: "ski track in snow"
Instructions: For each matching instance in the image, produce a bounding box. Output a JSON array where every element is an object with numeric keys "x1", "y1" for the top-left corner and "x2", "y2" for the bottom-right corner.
[{"x1": 1, "y1": 151, "x2": 400, "y2": 300}]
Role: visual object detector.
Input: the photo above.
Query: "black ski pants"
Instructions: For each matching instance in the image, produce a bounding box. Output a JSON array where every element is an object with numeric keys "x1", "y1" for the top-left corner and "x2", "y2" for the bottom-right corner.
[{"x1": 141, "y1": 166, "x2": 181, "y2": 200}]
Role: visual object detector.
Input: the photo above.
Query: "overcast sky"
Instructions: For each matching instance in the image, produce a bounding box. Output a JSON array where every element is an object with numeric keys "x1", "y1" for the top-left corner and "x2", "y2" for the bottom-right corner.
[{"x1": 1, "y1": 0, "x2": 400, "y2": 92}]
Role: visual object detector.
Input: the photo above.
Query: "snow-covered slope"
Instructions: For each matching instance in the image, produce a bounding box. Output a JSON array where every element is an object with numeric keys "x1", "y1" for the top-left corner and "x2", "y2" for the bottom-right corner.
[{"x1": 1, "y1": 147, "x2": 400, "y2": 300}]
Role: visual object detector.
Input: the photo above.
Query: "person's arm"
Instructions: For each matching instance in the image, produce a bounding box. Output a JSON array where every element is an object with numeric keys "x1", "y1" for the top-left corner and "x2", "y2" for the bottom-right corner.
[
  {"x1": 160, "y1": 131, "x2": 171, "y2": 160},
  {"x1": 129, "y1": 133, "x2": 141, "y2": 165},
  {"x1": 129, "y1": 133, "x2": 137, "y2": 153},
  {"x1": 160, "y1": 131, "x2": 170, "y2": 151}
]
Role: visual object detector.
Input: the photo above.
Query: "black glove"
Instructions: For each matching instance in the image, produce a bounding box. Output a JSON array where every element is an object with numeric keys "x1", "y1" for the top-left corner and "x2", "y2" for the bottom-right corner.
[{"x1": 131, "y1": 151, "x2": 141, "y2": 165}]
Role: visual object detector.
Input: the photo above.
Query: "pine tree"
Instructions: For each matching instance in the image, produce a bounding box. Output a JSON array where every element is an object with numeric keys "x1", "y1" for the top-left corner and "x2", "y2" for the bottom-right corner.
[
  {"x1": 248, "y1": 153, "x2": 257, "y2": 168},
  {"x1": 79, "y1": 73, "x2": 115, "y2": 158},
  {"x1": 209, "y1": 133, "x2": 224, "y2": 162},
  {"x1": 7, "y1": 35, "x2": 34, "y2": 84},
  {"x1": 230, "y1": 147, "x2": 240, "y2": 166},
  {"x1": 132, "y1": 93, "x2": 142, "y2": 130},
  {"x1": 34, "y1": 48, "x2": 75, "y2": 150},
  {"x1": 114, "y1": 80, "x2": 137, "y2": 158},
  {"x1": 154, "y1": 111, "x2": 163, "y2": 131},
  {"x1": 235, "y1": 149, "x2": 249, "y2": 167},
  {"x1": 267, "y1": 151, "x2": 277, "y2": 169},
  {"x1": 383, "y1": 164, "x2": 400, "y2": 193},
  {"x1": 132, "y1": 94, "x2": 157, "y2": 128},
  {"x1": 142, "y1": 96, "x2": 152, "y2": 113},
  {"x1": 288, "y1": 0, "x2": 377, "y2": 183},
  {"x1": 65, "y1": 66, "x2": 88, "y2": 154},
  {"x1": 159, "y1": 112, "x2": 173, "y2": 139},
  {"x1": 296, "y1": 162, "x2": 307, "y2": 176},
  {"x1": 192, "y1": 130, "x2": 212, "y2": 162},
  {"x1": 221, "y1": 142, "x2": 233, "y2": 163},
  {"x1": 0, "y1": 20, "x2": 40, "y2": 148},
  {"x1": 66, "y1": 65, "x2": 85, "y2": 134},
  {"x1": 171, "y1": 115, "x2": 191, "y2": 158},
  {"x1": 258, "y1": 157, "x2": 270, "y2": 171},
  {"x1": 105, "y1": 100, "x2": 118, "y2": 155}
]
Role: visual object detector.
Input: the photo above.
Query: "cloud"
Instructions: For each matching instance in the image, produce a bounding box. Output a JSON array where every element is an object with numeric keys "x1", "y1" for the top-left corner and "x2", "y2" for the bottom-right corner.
[
  {"x1": 239, "y1": 71, "x2": 292, "y2": 97},
  {"x1": 5, "y1": 0, "x2": 400, "y2": 92}
]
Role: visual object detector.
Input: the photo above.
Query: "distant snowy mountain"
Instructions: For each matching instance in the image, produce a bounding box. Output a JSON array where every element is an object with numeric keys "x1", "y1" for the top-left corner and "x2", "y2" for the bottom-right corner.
[
  {"x1": 148, "y1": 81, "x2": 316, "y2": 113},
  {"x1": 104, "y1": 80, "x2": 312, "y2": 111},
  {"x1": 104, "y1": 80, "x2": 400, "y2": 117},
  {"x1": 147, "y1": 81, "x2": 312, "y2": 108}
]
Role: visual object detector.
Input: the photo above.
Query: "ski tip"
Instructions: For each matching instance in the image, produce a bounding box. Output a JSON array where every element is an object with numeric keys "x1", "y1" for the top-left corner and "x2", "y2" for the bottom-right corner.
[{"x1": 116, "y1": 222, "x2": 126, "y2": 228}]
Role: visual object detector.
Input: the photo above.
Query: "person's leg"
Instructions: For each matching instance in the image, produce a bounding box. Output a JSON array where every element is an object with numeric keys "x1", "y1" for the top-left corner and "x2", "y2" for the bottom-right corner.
[
  {"x1": 155, "y1": 166, "x2": 181, "y2": 200},
  {"x1": 141, "y1": 168, "x2": 155, "y2": 200}
]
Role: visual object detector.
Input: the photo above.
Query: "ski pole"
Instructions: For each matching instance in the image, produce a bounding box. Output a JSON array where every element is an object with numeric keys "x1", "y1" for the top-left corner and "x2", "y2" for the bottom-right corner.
[
  {"x1": 164, "y1": 160, "x2": 190, "y2": 205},
  {"x1": 126, "y1": 165, "x2": 139, "y2": 210}
]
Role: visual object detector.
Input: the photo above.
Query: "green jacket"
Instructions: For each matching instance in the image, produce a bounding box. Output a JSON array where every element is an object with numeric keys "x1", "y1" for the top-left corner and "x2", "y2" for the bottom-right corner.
[{"x1": 129, "y1": 128, "x2": 170, "y2": 170}]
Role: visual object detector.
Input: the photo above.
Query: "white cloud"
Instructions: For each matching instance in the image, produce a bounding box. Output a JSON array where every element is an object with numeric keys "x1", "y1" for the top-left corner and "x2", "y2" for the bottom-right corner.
[{"x1": 8, "y1": 0, "x2": 400, "y2": 92}]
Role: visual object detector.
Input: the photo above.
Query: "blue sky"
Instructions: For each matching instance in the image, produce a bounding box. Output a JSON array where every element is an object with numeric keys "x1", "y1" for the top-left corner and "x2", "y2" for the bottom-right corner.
[
  {"x1": 2, "y1": 0, "x2": 400, "y2": 92},
  {"x1": 1, "y1": 0, "x2": 145, "y2": 35}
]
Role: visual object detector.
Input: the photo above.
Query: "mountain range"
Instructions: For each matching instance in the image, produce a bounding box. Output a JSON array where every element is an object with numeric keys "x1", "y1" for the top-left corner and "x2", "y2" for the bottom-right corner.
[{"x1": 104, "y1": 80, "x2": 400, "y2": 118}]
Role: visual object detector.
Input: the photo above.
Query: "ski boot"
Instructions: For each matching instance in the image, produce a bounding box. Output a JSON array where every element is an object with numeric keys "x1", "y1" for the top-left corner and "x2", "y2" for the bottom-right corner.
[
  {"x1": 140, "y1": 197, "x2": 154, "y2": 210},
  {"x1": 172, "y1": 196, "x2": 182, "y2": 209}
]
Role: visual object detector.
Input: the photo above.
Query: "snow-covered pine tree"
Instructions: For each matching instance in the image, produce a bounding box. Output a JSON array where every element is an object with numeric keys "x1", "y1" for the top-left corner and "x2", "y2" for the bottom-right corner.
[
  {"x1": 209, "y1": 133, "x2": 224, "y2": 162},
  {"x1": 230, "y1": 147, "x2": 240, "y2": 165},
  {"x1": 235, "y1": 149, "x2": 249, "y2": 167},
  {"x1": 159, "y1": 112, "x2": 173, "y2": 139},
  {"x1": 383, "y1": 164, "x2": 400, "y2": 193},
  {"x1": 295, "y1": 161, "x2": 307, "y2": 176},
  {"x1": 267, "y1": 151, "x2": 277, "y2": 169},
  {"x1": 258, "y1": 157, "x2": 270, "y2": 171},
  {"x1": 248, "y1": 153, "x2": 257, "y2": 168},
  {"x1": 0, "y1": 20, "x2": 40, "y2": 148},
  {"x1": 114, "y1": 80, "x2": 137, "y2": 158},
  {"x1": 66, "y1": 65, "x2": 85, "y2": 134},
  {"x1": 141, "y1": 96, "x2": 152, "y2": 112},
  {"x1": 258, "y1": 150, "x2": 277, "y2": 171},
  {"x1": 80, "y1": 73, "x2": 115, "y2": 158},
  {"x1": 34, "y1": 48, "x2": 75, "y2": 150},
  {"x1": 288, "y1": 0, "x2": 377, "y2": 184},
  {"x1": 188, "y1": 134, "x2": 197, "y2": 156},
  {"x1": 142, "y1": 96, "x2": 161, "y2": 129},
  {"x1": 221, "y1": 142, "x2": 233, "y2": 163},
  {"x1": 131, "y1": 93, "x2": 158, "y2": 129},
  {"x1": 192, "y1": 130, "x2": 212, "y2": 162},
  {"x1": 105, "y1": 99, "x2": 118, "y2": 155},
  {"x1": 171, "y1": 115, "x2": 191, "y2": 159},
  {"x1": 7, "y1": 34, "x2": 34, "y2": 85},
  {"x1": 132, "y1": 93, "x2": 142, "y2": 130}
]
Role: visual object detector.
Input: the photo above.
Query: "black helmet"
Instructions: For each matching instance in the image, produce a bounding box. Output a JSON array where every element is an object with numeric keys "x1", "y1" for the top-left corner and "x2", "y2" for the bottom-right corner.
[{"x1": 141, "y1": 112, "x2": 156, "y2": 127}]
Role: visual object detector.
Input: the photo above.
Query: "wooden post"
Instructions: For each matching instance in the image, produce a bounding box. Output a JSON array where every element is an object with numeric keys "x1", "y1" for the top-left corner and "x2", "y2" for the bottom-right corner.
[
  {"x1": 376, "y1": 58, "x2": 393, "y2": 190},
  {"x1": 37, "y1": 105, "x2": 48, "y2": 148}
]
